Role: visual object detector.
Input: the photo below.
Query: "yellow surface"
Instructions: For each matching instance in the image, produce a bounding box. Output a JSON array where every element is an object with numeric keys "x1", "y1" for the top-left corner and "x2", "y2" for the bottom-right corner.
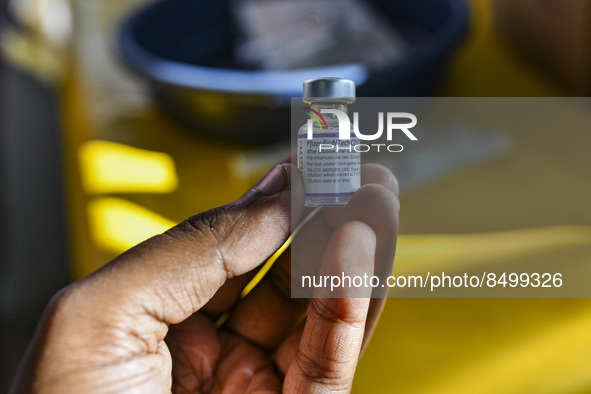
[
  {"x1": 87, "y1": 197, "x2": 175, "y2": 254},
  {"x1": 354, "y1": 1, "x2": 591, "y2": 393},
  {"x1": 60, "y1": 67, "x2": 261, "y2": 275},
  {"x1": 79, "y1": 140, "x2": 178, "y2": 195},
  {"x1": 396, "y1": 227, "x2": 591, "y2": 275}
]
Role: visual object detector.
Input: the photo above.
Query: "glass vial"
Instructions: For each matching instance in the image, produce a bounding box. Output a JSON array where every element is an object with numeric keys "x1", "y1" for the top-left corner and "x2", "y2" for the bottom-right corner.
[{"x1": 297, "y1": 78, "x2": 361, "y2": 207}]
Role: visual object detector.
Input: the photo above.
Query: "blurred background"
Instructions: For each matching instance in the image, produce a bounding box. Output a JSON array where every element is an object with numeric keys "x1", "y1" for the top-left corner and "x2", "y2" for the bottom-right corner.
[{"x1": 1, "y1": 0, "x2": 591, "y2": 392}]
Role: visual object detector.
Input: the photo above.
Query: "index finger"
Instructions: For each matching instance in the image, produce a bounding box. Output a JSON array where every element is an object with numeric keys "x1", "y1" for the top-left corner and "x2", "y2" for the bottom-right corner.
[
  {"x1": 219, "y1": 164, "x2": 399, "y2": 350},
  {"x1": 284, "y1": 220, "x2": 376, "y2": 392}
]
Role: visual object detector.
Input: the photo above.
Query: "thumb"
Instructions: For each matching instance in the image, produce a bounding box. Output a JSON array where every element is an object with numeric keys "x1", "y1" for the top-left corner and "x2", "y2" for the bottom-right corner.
[
  {"x1": 10, "y1": 163, "x2": 303, "y2": 393},
  {"x1": 77, "y1": 163, "x2": 302, "y2": 325}
]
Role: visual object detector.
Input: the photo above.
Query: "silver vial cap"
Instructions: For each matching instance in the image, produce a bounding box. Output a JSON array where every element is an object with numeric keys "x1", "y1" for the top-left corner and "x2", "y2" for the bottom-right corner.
[{"x1": 303, "y1": 77, "x2": 356, "y2": 103}]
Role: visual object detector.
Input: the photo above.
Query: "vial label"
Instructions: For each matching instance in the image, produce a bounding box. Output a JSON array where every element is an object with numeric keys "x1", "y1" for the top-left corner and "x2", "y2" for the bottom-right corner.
[{"x1": 298, "y1": 135, "x2": 361, "y2": 202}]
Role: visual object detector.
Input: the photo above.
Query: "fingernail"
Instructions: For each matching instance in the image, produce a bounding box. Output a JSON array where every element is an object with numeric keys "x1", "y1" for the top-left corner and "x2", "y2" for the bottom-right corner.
[{"x1": 255, "y1": 164, "x2": 288, "y2": 195}]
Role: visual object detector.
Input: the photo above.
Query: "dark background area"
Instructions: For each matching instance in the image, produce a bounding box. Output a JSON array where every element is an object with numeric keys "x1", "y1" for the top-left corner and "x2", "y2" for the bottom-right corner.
[{"x1": 0, "y1": 4, "x2": 71, "y2": 389}]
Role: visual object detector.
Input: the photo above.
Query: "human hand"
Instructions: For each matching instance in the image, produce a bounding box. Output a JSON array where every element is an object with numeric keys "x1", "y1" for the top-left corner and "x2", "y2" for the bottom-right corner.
[{"x1": 11, "y1": 162, "x2": 399, "y2": 393}]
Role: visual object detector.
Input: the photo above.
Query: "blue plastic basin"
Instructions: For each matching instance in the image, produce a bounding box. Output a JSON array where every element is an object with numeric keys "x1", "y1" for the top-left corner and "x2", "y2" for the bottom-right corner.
[{"x1": 119, "y1": 0, "x2": 470, "y2": 143}]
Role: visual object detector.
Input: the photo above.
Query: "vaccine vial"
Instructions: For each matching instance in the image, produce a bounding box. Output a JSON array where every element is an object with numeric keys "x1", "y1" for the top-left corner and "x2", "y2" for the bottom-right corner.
[{"x1": 297, "y1": 78, "x2": 361, "y2": 207}]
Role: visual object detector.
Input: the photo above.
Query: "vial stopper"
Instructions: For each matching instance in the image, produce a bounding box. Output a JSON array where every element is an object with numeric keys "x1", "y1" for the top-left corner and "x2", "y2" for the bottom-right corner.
[{"x1": 303, "y1": 77, "x2": 356, "y2": 103}]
